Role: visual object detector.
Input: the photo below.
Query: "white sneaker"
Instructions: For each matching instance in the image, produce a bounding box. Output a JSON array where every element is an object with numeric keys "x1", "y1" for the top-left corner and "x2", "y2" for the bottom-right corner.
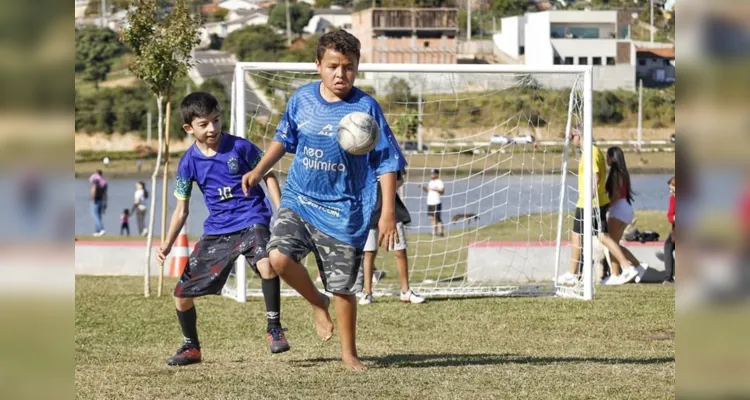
[
  {"x1": 400, "y1": 290, "x2": 425, "y2": 304},
  {"x1": 359, "y1": 292, "x2": 373, "y2": 305},
  {"x1": 599, "y1": 276, "x2": 610, "y2": 285},
  {"x1": 634, "y1": 264, "x2": 648, "y2": 283},
  {"x1": 141, "y1": 228, "x2": 148, "y2": 236},
  {"x1": 605, "y1": 274, "x2": 625, "y2": 285},
  {"x1": 620, "y1": 267, "x2": 639, "y2": 284},
  {"x1": 557, "y1": 272, "x2": 580, "y2": 286},
  {"x1": 315, "y1": 272, "x2": 322, "y2": 283},
  {"x1": 93, "y1": 230, "x2": 106, "y2": 237}
]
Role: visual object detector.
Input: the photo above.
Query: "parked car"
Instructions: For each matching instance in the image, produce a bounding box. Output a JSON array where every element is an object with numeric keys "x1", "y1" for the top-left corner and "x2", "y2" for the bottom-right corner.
[
  {"x1": 489, "y1": 135, "x2": 510, "y2": 145},
  {"x1": 512, "y1": 134, "x2": 536, "y2": 144},
  {"x1": 403, "y1": 141, "x2": 428, "y2": 153}
]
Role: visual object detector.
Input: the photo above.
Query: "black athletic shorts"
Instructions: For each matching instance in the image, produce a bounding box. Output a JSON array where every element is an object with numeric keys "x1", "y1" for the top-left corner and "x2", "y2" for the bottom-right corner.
[
  {"x1": 572, "y1": 205, "x2": 610, "y2": 235},
  {"x1": 174, "y1": 224, "x2": 270, "y2": 298},
  {"x1": 427, "y1": 204, "x2": 442, "y2": 223},
  {"x1": 267, "y1": 208, "x2": 364, "y2": 295}
]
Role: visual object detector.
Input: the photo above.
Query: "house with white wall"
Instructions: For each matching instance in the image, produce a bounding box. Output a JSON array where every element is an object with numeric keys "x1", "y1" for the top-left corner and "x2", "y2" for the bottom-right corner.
[
  {"x1": 493, "y1": 10, "x2": 638, "y2": 90},
  {"x1": 218, "y1": 0, "x2": 262, "y2": 11},
  {"x1": 203, "y1": 8, "x2": 269, "y2": 38},
  {"x1": 304, "y1": 7, "x2": 353, "y2": 35}
]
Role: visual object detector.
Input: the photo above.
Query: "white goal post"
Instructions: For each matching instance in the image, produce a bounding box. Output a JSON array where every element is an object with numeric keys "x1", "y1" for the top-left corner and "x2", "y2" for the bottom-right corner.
[{"x1": 224, "y1": 62, "x2": 596, "y2": 302}]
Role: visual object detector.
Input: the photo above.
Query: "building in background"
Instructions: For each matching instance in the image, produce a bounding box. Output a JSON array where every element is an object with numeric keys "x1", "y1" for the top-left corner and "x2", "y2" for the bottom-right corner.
[
  {"x1": 493, "y1": 10, "x2": 640, "y2": 90},
  {"x1": 636, "y1": 46, "x2": 675, "y2": 85},
  {"x1": 304, "y1": 7, "x2": 353, "y2": 35},
  {"x1": 202, "y1": 8, "x2": 269, "y2": 39},
  {"x1": 352, "y1": 7, "x2": 459, "y2": 64}
]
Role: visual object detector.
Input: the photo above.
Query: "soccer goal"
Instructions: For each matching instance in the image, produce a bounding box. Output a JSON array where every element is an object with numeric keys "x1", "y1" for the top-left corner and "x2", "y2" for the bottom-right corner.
[{"x1": 222, "y1": 63, "x2": 600, "y2": 302}]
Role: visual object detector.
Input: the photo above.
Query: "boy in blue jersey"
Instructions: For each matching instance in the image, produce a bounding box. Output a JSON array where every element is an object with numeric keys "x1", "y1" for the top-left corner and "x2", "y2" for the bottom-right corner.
[
  {"x1": 156, "y1": 92, "x2": 289, "y2": 366},
  {"x1": 241, "y1": 30, "x2": 406, "y2": 371}
]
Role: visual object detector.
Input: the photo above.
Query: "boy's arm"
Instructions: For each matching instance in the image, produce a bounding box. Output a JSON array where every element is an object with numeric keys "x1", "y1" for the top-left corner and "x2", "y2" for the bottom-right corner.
[
  {"x1": 437, "y1": 181, "x2": 445, "y2": 195},
  {"x1": 157, "y1": 199, "x2": 189, "y2": 264},
  {"x1": 243, "y1": 141, "x2": 286, "y2": 195},
  {"x1": 263, "y1": 171, "x2": 282, "y2": 209},
  {"x1": 378, "y1": 172, "x2": 398, "y2": 251}
]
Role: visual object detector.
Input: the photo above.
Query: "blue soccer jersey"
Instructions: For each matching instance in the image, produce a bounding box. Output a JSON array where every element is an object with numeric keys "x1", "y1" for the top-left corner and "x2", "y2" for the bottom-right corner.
[
  {"x1": 274, "y1": 82, "x2": 406, "y2": 248},
  {"x1": 174, "y1": 133, "x2": 272, "y2": 235}
]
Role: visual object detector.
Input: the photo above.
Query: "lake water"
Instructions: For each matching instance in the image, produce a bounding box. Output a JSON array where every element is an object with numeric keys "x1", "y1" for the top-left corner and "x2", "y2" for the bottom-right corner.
[{"x1": 75, "y1": 174, "x2": 678, "y2": 237}]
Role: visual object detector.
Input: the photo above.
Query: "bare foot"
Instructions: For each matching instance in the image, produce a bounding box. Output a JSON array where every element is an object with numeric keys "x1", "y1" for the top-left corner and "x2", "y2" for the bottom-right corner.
[
  {"x1": 313, "y1": 293, "x2": 334, "y2": 341},
  {"x1": 342, "y1": 355, "x2": 367, "y2": 371}
]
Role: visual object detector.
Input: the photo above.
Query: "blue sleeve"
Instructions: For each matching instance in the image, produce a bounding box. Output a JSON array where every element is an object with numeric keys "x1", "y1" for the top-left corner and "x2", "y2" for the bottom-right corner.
[
  {"x1": 174, "y1": 153, "x2": 194, "y2": 200},
  {"x1": 273, "y1": 95, "x2": 298, "y2": 154},
  {"x1": 369, "y1": 101, "x2": 407, "y2": 176},
  {"x1": 239, "y1": 140, "x2": 264, "y2": 171}
]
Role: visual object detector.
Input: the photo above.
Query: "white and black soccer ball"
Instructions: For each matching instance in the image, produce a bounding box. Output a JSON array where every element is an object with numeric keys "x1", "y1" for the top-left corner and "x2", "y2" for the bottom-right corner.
[{"x1": 337, "y1": 112, "x2": 380, "y2": 155}]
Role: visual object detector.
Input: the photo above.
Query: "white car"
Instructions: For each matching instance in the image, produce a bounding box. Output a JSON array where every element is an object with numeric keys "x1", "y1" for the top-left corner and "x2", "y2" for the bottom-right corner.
[
  {"x1": 512, "y1": 134, "x2": 536, "y2": 144},
  {"x1": 489, "y1": 135, "x2": 510, "y2": 145}
]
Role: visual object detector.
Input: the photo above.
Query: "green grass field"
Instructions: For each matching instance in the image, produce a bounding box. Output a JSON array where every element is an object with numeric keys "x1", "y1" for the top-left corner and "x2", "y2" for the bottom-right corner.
[{"x1": 75, "y1": 277, "x2": 674, "y2": 399}]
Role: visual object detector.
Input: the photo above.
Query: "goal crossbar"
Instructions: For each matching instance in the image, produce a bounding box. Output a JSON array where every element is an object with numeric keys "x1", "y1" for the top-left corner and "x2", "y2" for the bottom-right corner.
[{"x1": 235, "y1": 62, "x2": 592, "y2": 74}]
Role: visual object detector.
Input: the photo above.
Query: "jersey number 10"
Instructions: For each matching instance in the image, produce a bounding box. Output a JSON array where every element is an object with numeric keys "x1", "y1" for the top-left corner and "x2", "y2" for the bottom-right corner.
[{"x1": 218, "y1": 186, "x2": 233, "y2": 201}]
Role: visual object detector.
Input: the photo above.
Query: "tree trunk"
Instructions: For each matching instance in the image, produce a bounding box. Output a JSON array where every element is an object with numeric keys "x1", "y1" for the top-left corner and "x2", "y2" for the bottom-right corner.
[
  {"x1": 159, "y1": 88, "x2": 172, "y2": 297},
  {"x1": 144, "y1": 94, "x2": 164, "y2": 297}
]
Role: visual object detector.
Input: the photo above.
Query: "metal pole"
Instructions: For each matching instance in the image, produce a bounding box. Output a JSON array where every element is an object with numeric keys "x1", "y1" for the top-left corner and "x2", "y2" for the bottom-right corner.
[
  {"x1": 637, "y1": 79, "x2": 643, "y2": 150},
  {"x1": 100, "y1": 0, "x2": 107, "y2": 28},
  {"x1": 467, "y1": 0, "x2": 472, "y2": 42},
  {"x1": 285, "y1": 0, "x2": 292, "y2": 47},
  {"x1": 417, "y1": 81, "x2": 423, "y2": 153},
  {"x1": 233, "y1": 66, "x2": 247, "y2": 303},
  {"x1": 650, "y1": 0, "x2": 654, "y2": 43},
  {"x1": 147, "y1": 111, "x2": 152, "y2": 145},
  {"x1": 582, "y1": 67, "x2": 594, "y2": 301}
]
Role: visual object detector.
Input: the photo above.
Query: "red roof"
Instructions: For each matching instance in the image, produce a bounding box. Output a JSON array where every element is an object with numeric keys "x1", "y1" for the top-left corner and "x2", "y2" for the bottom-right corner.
[{"x1": 636, "y1": 47, "x2": 675, "y2": 59}]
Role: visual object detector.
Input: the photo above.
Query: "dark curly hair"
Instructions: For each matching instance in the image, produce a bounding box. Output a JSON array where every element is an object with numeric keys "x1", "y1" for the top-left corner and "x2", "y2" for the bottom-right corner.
[{"x1": 316, "y1": 30, "x2": 360, "y2": 62}]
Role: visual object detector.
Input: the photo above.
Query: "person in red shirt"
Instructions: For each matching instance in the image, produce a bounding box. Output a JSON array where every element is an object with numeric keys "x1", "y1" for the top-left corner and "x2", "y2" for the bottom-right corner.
[{"x1": 663, "y1": 176, "x2": 675, "y2": 283}]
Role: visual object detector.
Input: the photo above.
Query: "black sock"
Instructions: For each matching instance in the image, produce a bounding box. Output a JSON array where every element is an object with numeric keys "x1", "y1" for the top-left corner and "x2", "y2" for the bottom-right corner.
[
  {"x1": 176, "y1": 306, "x2": 200, "y2": 349},
  {"x1": 262, "y1": 277, "x2": 282, "y2": 331}
]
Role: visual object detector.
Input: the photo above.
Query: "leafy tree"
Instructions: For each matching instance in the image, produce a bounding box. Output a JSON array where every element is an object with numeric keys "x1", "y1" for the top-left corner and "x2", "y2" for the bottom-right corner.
[
  {"x1": 85, "y1": 0, "x2": 133, "y2": 16},
  {"x1": 393, "y1": 112, "x2": 419, "y2": 140},
  {"x1": 315, "y1": 0, "x2": 333, "y2": 7},
  {"x1": 207, "y1": 7, "x2": 228, "y2": 22},
  {"x1": 75, "y1": 26, "x2": 127, "y2": 89},
  {"x1": 222, "y1": 25, "x2": 287, "y2": 61},
  {"x1": 281, "y1": 34, "x2": 320, "y2": 62},
  {"x1": 122, "y1": 0, "x2": 201, "y2": 297},
  {"x1": 268, "y1": 2, "x2": 314, "y2": 37},
  {"x1": 385, "y1": 77, "x2": 416, "y2": 104},
  {"x1": 489, "y1": 0, "x2": 529, "y2": 19}
]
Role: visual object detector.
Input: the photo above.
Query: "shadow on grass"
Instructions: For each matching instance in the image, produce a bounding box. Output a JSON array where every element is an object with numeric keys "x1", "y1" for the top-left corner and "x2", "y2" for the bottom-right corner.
[{"x1": 290, "y1": 353, "x2": 675, "y2": 369}]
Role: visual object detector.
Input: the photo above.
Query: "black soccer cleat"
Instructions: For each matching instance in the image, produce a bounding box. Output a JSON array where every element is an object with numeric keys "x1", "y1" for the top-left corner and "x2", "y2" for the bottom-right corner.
[
  {"x1": 267, "y1": 327, "x2": 290, "y2": 354},
  {"x1": 166, "y1": 344, "x2": 202, "y2": 366}
]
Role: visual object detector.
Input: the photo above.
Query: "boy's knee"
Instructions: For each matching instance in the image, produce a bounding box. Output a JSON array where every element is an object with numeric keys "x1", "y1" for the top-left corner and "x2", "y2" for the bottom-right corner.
[
  {"x1": 256, "y1": 258, "x2": 277, "y2": 279},
  {"x1": 394, "y1": 250, "x2": 407, "y2": 260},
  {"x1": 174, "y1": 296, "x2": 194, "y2": 311},
  {"x1": 269, "y1": 249, "x2": 291, "y2": 275}
]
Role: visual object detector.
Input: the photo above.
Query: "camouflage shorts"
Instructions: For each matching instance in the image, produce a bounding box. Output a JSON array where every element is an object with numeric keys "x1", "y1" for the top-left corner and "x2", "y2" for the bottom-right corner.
[
  {"x1": 267, "y1": 208, "x2": 364, "y2": 295},
  {"x1": 174, "y1": 224, "x2": 270, "y2": 298}
]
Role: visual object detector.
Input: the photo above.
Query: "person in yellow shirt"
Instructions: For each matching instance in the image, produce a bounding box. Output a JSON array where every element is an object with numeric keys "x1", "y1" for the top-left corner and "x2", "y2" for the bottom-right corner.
[{"x1": 558, "y1": 129, "x2": 610, "y2": 285}]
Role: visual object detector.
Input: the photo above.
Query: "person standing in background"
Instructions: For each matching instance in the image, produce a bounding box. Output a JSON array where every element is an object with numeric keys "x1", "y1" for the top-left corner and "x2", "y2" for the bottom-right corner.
[
  {"x1": 132, "y1": 181, "x2": 149, "y2": 236},
  {"x1": 89, "y1": 169, "x2": 108, "y2": 236},
  {"x1": 422, "y1": 169, "x2": 445, "y2": 237},
  {"x1": 121, "y1": 209, "x2": 131, "y2": 236},
  {"x1": 663, "y1": 176, "x2": 676, "y2": 284}
]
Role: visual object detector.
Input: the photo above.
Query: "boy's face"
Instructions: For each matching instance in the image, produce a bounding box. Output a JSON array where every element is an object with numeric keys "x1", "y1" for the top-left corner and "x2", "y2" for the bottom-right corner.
[
  {"x1": 184, "y1": 112, "x2": 221, "y2": 145},
  {"x1": 316, "y1": 48, "x2": 358, "y2": 99}
]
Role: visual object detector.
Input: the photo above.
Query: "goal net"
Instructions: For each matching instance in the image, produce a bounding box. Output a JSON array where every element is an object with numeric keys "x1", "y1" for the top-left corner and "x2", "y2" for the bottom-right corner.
[{"x1": 222, "y1": 63, "x2": 599, "y2": 302}]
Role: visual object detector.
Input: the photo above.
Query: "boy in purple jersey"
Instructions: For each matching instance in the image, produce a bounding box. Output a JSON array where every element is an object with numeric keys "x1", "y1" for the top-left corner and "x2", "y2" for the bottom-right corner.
[
  {"x1": 241, "y1": 30, "x2": 406, "y2": 371},
  {"x1": 157, "y1": 92, "x2": 289, "y2": 366}
]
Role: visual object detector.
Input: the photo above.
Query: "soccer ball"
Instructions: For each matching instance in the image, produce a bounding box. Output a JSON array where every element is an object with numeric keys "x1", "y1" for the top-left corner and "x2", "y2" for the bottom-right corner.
[{"x1": 337, "y1": 112, "x2": 380, "y2": 155}]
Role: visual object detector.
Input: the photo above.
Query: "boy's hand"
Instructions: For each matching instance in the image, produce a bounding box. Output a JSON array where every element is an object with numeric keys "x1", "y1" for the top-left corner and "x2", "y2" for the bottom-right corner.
[
  {"x1": 157, "y1": 243, "x2": 172, "y2": 265},
  {"x1": 241, "y1": 170, "x2": 263, "y2": 196},
  {"x1": 378, "y1": 213, "x2": 398, "y2": 252}
]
